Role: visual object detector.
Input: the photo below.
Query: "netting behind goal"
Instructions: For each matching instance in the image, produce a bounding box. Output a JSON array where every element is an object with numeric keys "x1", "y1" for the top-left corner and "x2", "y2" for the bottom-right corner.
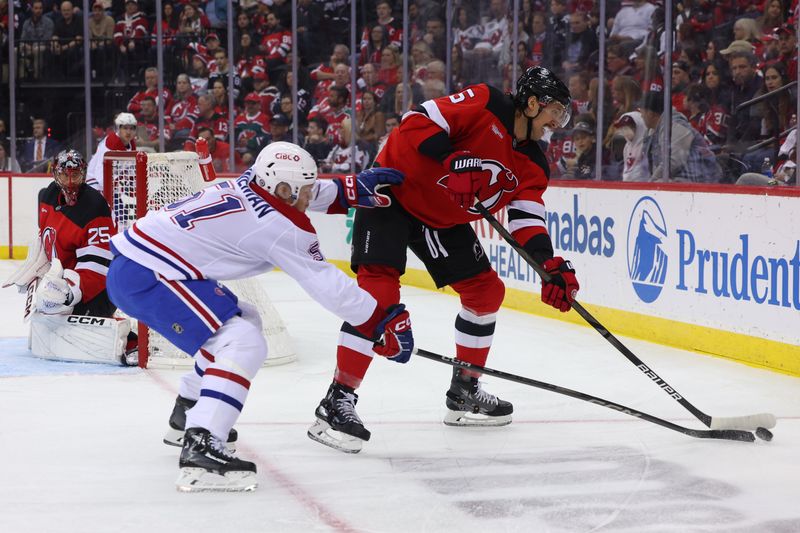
[{"x1": 103, "y1": 150, "x2": 295, "y2": 368}]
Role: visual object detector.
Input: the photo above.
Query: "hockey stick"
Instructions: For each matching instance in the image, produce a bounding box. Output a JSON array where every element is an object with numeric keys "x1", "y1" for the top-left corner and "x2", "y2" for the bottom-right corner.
[
  {"x1": 415, "y1": 348, "x2": 756, "y2": 442},
  {"x1": 473, "y1": 202, "x2": 776, "y2": 435}
]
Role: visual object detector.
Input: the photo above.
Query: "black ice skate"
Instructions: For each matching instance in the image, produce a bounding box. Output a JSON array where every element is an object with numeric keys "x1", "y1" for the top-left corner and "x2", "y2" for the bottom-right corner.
[
  {"x1": 176, "y1": 427, "x2": 257, "y2": 492},
  {"x1": 444, "y1": 368, "x2": 513, "y2": 426},
  {"x1": 163, "y1": 395, "x2": 239, "y2": 451},
  {"x1": 307, "y1": 382, "x2": 371, "y2": 453}
]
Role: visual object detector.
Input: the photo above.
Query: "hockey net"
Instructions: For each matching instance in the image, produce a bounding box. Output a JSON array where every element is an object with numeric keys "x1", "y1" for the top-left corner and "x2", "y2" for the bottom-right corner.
[{"x1": 103, "y1": 150, "x2": 295, "y2": 368}]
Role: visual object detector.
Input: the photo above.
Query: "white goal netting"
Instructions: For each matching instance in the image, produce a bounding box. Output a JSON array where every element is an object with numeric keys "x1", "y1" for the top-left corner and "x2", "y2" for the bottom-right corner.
[{"x1": 103, "y1": 151, "x2": 295, "y2": 368}]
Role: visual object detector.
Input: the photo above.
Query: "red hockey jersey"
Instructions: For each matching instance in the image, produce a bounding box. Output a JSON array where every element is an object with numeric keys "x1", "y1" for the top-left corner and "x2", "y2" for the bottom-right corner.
[
  {"x1": 376, "y1": 84, "x2": 553, "y2": 254},
  {"x1": 38, "y1": 183, "x2": 115, "y2": 303}
]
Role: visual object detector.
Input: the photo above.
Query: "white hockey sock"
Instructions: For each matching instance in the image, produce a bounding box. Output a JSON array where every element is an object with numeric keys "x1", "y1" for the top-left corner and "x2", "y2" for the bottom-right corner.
[{"x1": 186, "y1": 315, "x2": 268, "y2": 440}]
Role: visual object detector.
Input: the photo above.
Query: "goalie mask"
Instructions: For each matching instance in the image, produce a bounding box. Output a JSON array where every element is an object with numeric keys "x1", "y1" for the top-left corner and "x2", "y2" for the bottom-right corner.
[
  {"x1": 252, "y1": 142, "x2": 317, "y2": 205},
  {"x1": 53, "y1": 149, "x2": 87, "y2": 206}
]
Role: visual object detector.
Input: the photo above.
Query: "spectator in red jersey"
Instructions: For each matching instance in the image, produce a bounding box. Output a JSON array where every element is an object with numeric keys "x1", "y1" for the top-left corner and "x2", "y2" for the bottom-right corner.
[
  {"x1": 235, "y1": 32, "x2": 266, "y2": 80},
  {"x1": 153, "y1": 1, "x2": 180, "y2": 47},
  {"x1": 197, "y1": 126, "x2": 243, "y2": 172},
  {"x1": 632, "y1": 44, "x2": 664, "y2": 92},
  {"x1": 360, "y1": 0, "x2": 403, "y2": 52},
  {"x1": 308, "y1": 85, "x2": 351, "y2": 146},
  {"x1": 127, "y1": 67, "x2": 174, "y2": 118},
  {"x1": 183, "y1": 94, "x2": 229, "y2": 150},
  {"x1": 568, "y1": 71, "x2": 592, "y2": 117},
  {"x1": 310, "y1": 43, "x2": 350, "y2": 104},
  {"x1": 358, "y1": 63, "x2": 389, "y2": 110},
  {"x1": 114, "y1": 0, "x2": 149, "y2": 79},
  {"x1": 685, "y1": 83, "x2": 726, "y2": 148},
  {"x1": 259, "y1": 11, "x2": 292, "y2": 78},
  {"x1": 378, "y1": 45, "x2": 401, "y2": 86},
  {"x1": 252, "y1": 68, "x2": 280, "y2": 116},
  {"x1": 360, "y1": 23, "x2": 389, "y2": 66},
  {"x1": 86, "y1": 113, "x2": 137, "y2": 195},
  {"x1": 169, "y1": 73, "x2": 199, "y2": 145},
  {"x1": 135, "y1": 96, "x2": 170, "y2": 152},
  {"x1": 177, "y1": 2, "x2": 210, "y2": 44},
  {"x1": 209, "y1": 77, "x2": 230, "y2": 115},
  {"x1": 670, "y1": 61, "x2": 692, "y2": 115}
]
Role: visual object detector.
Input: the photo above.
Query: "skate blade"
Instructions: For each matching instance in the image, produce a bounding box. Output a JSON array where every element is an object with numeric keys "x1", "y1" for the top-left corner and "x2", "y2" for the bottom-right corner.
[
  {"x1": 164, "y1": 428, "x2": 237, "y2": 452},
  {"x1": 307, "y1": 419, "x2": 363, "y2": 454},
  {"x1": 443, "y1": 409, "x2": 512, "y2": 427},
  {"x1": 176, "y1": 468, "x2": 257, "y2": 493}
]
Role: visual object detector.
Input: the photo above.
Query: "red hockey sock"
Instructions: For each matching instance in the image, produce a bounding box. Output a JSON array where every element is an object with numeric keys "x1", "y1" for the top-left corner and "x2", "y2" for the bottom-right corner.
[
  {"x1": 334, "y1": 346, "x2": 373, "y2": 389},
  {"x1": 451, "y1": 270, "x2": 504, "y2": 378},
  {"x1": 334, "y1": 265, "x2": 402, "y2": 389}
]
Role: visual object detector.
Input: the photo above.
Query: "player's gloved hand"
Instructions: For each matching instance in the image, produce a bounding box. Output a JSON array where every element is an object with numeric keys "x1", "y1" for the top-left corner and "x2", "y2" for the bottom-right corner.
[
  {"x1": 336, "y1": 167, "x2": 405, "y2": 208},
  {"x1": 372, "y1": 304, "x2": 414, "y2": 363},
  {"x1": 541, "y1": 257, "x2": 579, "y2": 312},
  {"x1": 35, "y1": 259, "x2": 82, "y2": 315},
  {"x1": 442, "y1": 151, "x2": 483, "y2": 208}
]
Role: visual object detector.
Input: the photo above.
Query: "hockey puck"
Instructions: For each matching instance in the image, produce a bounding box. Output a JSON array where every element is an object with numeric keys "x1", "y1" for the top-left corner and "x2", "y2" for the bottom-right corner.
[{"x1": 755, "y1": 427, "x2": 773, "y2": 441}]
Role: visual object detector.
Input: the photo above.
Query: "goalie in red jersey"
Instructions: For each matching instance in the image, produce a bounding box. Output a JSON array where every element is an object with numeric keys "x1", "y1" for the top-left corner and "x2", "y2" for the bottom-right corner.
[
  {"x1": 308, "y1": 67, "x2": 581, "y2": 453},
  {"x1": 3, "y1": 150, "x2": 137, "y2": 365}
]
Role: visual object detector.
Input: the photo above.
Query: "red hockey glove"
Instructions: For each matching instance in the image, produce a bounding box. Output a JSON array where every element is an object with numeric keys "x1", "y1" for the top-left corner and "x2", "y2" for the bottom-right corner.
[
  {"x1": 442, "y1": 151, "x2": 483, "y2": 209},
  {"x1": 541, "y1": 257, "x2": 579, "y2": 312},
  {"x1": 372, "y1": 304, "x2": 414, "y2": 363}
]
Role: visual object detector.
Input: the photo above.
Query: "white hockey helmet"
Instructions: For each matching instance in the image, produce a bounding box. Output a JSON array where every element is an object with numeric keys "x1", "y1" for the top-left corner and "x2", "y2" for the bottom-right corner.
[
  {"x1": 114, "y1": 112, "x2": 137, "y2": 129},
  {"x1": 253, "y1": 142, "x2": 317, "y2": 205}
]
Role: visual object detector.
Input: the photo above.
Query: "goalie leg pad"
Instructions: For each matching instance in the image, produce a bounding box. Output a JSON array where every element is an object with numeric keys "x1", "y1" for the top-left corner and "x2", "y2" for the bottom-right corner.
[{"x1": 29, "y1": 313, "x2": 131, "y2": 365}]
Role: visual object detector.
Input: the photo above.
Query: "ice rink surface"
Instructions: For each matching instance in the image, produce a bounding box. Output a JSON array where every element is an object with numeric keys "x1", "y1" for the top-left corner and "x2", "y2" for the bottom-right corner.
[{"x1": 1, "y1": 261, "x2": 798, "y2": 533}]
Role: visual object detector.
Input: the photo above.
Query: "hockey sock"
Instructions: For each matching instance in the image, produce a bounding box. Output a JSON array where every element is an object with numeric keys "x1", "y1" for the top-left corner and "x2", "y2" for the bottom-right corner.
[
  {"x1": 178, "y1": 348, "x2": 214, "y2": 401},
  {"x1": 454, "y1": 308, "x2": 497, "y2": 378},
  {"x1": 451, "y1": 270, "x2": 504, "y2": 378},
  {"x1": 334, "y1": 264, "x2": 402, "y2": 389},
  {"x1": 186, "y1": 315, "x2": 267, "y2": 441}
]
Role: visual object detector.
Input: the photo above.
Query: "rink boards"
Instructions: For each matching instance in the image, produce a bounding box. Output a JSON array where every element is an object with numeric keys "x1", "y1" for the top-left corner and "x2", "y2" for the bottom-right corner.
[
  {"x1": 311, "y1": 182, "x2": 800, "y2": 376},
  {"x1": 2, "y1": 175, "x2": 798, "y2": 375}
]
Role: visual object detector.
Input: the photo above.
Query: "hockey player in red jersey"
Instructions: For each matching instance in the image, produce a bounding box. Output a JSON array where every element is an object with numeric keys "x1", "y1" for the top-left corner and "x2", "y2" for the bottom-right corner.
[
  {"x1": 86, "y1": 112, "x2": 138, "y2": 195},
  {"x1": 308, "y1": 66, "x2": 581, "y2": 453},
  {"x1": 3, "y1": 150, "x2": 137, "y2": 365}
]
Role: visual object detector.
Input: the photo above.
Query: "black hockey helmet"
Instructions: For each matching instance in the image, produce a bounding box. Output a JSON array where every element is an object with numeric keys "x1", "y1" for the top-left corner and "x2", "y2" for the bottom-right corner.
[
  {"x1": 513, "y1": 66, "x2": 572, "y2": 128},
  {"x1": 53, "y1": 149, "x2": 87, "y2": 206}
]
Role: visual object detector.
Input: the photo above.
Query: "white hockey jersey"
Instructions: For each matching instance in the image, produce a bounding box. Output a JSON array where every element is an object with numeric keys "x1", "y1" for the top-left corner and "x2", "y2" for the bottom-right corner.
[{"x1": 110, "y1": 171, "x2": 379, "y2": 328}]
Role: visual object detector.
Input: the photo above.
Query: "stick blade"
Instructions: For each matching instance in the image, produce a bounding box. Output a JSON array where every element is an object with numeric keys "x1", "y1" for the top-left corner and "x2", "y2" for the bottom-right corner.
[{"x1": 710, "y1": 413, "x2": 776, "y2": 431}]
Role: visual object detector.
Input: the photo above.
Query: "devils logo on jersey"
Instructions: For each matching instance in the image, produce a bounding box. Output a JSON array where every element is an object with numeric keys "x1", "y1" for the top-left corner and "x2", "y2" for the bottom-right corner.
[
  {"x1": 436, "y1": 159, "x2": 519, "y2": 213},
  {"x1": 41, "y1": 226, "x2": 57, "y2": 260}
]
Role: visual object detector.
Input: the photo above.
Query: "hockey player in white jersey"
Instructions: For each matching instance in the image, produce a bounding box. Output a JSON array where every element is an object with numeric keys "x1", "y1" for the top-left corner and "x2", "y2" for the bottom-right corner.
[{"x1": 106, "y1": 142, "x2": 413, "y2": 492}]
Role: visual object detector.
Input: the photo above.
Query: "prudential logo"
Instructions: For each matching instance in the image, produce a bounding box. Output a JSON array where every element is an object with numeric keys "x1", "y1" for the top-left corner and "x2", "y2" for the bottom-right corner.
[{"x1": 627, "y1": 196, "x2": 668, "y2": 303}]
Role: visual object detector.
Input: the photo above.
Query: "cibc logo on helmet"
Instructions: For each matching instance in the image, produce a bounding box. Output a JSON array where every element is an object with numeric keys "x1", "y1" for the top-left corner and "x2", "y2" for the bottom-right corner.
[{"x1": 276, "y1": 153, "x2": 301, "y2": 161}]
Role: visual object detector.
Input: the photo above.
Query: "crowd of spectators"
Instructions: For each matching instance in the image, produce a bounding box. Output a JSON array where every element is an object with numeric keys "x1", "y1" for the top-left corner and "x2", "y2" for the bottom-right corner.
[{"x1": 1, "y1": 0, "x2": 798, "y2": 185}]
